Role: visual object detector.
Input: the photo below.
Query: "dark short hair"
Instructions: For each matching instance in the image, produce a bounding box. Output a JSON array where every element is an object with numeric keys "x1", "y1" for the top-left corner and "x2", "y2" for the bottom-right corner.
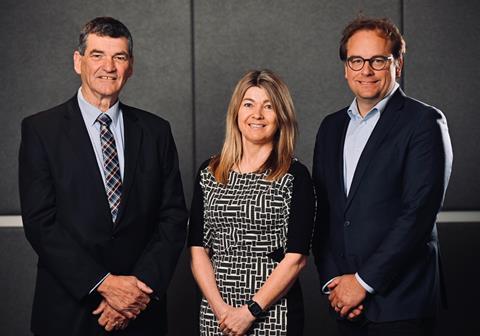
[
  {"x1": 78, "y1": 17, "x2": 133, "y2": 56},
  {"x1": 339, "y1": 16, "x2": 406, "y2": 61}
]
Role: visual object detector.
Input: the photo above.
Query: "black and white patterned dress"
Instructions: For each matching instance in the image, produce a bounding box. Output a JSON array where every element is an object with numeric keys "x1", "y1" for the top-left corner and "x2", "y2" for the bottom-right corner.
[{"x1": 188, "y1": 159, "x2": 315, "y2": 335}]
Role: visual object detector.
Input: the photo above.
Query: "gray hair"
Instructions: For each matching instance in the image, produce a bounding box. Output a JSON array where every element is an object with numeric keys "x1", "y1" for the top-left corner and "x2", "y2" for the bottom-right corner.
[{"x1": 78, "y1": 17, "x2": 133, "y2": 56}]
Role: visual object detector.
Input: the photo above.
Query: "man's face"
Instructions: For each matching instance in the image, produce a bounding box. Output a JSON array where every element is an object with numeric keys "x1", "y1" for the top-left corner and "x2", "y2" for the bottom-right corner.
[
  {"x1": 344, "y1": 29, "x2": 402, "y2": 110},
  {"x1": 73, "y1": 34, "x2": 133, "y2": 105}
]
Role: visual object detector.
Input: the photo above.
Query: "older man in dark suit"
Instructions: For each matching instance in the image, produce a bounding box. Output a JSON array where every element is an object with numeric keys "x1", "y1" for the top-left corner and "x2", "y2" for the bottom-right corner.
[
  {"x1": 19, "y1": 17, "x2": 187, "y2": 335},
  {"x1": 312, "y1": 17, "x2": 453, "y2": 336}
]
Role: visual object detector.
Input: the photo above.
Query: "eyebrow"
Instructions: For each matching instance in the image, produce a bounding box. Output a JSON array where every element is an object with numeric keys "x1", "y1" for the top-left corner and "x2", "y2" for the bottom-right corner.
[
  {"x1": 242, "y1": 97, "x2": 271, "y2": 103},
  {"x1": 88, "y1": 49, "x2": 130, "y2": 57},
  {"x1": 89, "y1": 49, "x2": 105, "y2": 55}
]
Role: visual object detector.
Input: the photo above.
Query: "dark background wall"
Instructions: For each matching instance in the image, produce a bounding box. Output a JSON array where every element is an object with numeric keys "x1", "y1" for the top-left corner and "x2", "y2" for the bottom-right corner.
[{"x1": 1, "y1": 0, "x2": 479, "y2": 335}]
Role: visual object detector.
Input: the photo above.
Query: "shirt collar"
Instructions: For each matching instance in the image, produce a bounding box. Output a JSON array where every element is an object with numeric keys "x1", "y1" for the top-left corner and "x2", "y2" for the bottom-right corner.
[
  {"x1": 77, "y1": 87, "x2": 121, "y2": 127},
  {"x1": 347, "y1": 82, "x2": 400, "y2": 121}
]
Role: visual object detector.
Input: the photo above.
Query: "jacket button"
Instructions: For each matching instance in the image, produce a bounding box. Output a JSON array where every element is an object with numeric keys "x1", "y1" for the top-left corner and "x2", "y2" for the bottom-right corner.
[
  {"x1": 111, "y1": 235, "x2": 116, "y2": 240},
  {"x1": 344, "y1": 220, "x2": 351, "y2": 227}
]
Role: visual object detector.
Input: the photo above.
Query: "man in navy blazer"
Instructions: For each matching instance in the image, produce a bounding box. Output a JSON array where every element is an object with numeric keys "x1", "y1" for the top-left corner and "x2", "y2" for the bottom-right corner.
[
  {"x1": 19, "y1": 17, "x2": 187, "y2": 335},
  {"x1": 312, "y1": 17, "x2": 452, "y2": 335}
]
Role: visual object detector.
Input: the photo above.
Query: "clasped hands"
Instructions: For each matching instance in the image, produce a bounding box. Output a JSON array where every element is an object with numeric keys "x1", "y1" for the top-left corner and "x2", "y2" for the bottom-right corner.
[
  {"x1": 327, "y1": 274, "x2": 366, "y2": 320},
  {"x1": 94, "y1": 274, "x2": 153, "y2": 331},
  {"x1": 213, "y1": 302, "x2": 256, "y2": 336}
]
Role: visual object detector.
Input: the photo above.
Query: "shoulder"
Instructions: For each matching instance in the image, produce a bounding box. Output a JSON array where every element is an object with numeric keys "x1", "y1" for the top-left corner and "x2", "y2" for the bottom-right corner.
[
  {"x1": 195, "y1": 157, "x2": 216, "y2": 179},
  {"x1": 121, "y1": 103, "x2": 172, "y2": 131},
  {"x1": 320, "y1": 107, "x2": 348, "y2": 126},
  {"x1": 21, "y1": 96, "x2": 76, "y2": 134},
  {"x1": 396, "y1": 93, "x2": 444, "y2": 120},
  {"x1": 22, "y1": 96, "x2": 75, "y2": 126},
  {"x1": 315, "y1": 107, "x2": 348, "y2": 137},
  {"x1": 198, "y1": 158, "x2": 212, "y2": 172},
  {"x1": 288, "y1": 159, "x2": 312, "y2": 180}
]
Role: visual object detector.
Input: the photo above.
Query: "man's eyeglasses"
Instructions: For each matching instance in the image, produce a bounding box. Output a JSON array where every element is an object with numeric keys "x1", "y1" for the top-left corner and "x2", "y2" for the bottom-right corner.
[{"x1": 346, "y1": 55, "x2": 394, "y2": 71}]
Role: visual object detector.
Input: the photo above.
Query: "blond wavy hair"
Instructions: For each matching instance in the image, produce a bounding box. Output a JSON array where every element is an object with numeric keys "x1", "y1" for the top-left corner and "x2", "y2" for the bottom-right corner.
[{"x1": 210, "y1": 69, "x2": 298, "y2": 184}]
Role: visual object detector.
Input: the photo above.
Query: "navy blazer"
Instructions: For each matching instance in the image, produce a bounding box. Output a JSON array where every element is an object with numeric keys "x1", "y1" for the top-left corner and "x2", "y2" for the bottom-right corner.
[
  {"x1": 312, "y1": 88, "x2": 452, "y2": 322},
  {"x1": 19, "y1": 95, "x2": 188, "y2": 335}
]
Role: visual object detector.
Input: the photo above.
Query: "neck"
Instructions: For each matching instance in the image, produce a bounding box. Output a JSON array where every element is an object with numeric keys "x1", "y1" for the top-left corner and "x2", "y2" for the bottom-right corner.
[
  {"x1": 237, "y1": 141, "x2": 273, "y2": 173},
  {"x1": 81, "y1": 87, "x2": 118, "y2": 112},
  {"x1": 356, "y1": 83, "x2": 397, "y2": 117},
  {"x1": 356, "y1": 99, "x2": 378, "y2": 117}
]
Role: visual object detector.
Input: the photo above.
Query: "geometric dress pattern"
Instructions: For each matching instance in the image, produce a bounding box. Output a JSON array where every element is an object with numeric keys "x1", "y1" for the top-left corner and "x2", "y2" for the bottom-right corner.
[{"x1": 197, "y1": 167, "x2": 295, "y2": 335}]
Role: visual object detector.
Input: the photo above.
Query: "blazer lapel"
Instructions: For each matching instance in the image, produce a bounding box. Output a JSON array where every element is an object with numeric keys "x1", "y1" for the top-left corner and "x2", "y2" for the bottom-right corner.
[
  {"x1": 336, "y1": 111, "x2": 350, "y2": 205},
  {"x1": 345, "y1": 88, "x2": 406, "y2": 211},
  {"x1": 114, "y1": 104, "x2": 142, "y2": 227},
  {"x1": 63, "y1": 96, "x2": 112, "y2": 223}
]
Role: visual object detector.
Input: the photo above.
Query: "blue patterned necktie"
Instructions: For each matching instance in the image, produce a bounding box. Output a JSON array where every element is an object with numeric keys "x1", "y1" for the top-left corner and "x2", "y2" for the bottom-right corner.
[{"x1": 96, "y1": 113, "x2": 122, "y2": 223}]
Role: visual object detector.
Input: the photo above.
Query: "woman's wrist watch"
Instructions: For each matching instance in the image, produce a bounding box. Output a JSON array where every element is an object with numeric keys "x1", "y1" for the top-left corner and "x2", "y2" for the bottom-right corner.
[{"x1": 246, "y1": 299, "x2": 264, "y2": 318}]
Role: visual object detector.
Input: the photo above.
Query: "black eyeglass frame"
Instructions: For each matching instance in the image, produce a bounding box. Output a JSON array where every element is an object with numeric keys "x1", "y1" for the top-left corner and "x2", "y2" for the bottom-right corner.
[{"x1": 346, "y1": 55, "x2": 394, "y2": 71}]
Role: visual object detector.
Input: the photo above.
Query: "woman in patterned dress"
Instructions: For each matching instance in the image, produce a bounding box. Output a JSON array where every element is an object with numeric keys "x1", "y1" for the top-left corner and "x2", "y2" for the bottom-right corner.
[{"x1": 188, "y1": 69, "x2": 315, "y2": 336}]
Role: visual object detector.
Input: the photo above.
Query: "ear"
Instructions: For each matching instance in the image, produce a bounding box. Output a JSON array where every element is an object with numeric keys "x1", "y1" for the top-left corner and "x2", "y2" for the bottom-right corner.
[
  {"x1": 73, "y1": 51, "x2": 82, "y2": 75},
  {"x1": 126, "y1": 56, "x2": 134, "y2": 78},
  {"x1": 344, "y1": 63, "x2": 348, "y2": 79},
  {"x1": 395, "y1": 57, "x2": 404, "y2": 79}
]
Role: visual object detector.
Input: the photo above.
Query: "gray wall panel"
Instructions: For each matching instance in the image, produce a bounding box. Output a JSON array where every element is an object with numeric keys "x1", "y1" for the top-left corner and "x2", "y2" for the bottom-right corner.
[
  {"x1": 194, "y1": 0, "x2": 401, "y2": 173},
  {"x1": 0, "y1": 0, "x2": 193, "y2": 213},
  {"x1": 0, "y1": 228, "x2": 36, "y2": 336},
  {"x1": 436, "y1": 222, "x2": 479, "y2": 334},
  {"x1": 404, "y1": 0, "x2": 480, "y2": 209}
]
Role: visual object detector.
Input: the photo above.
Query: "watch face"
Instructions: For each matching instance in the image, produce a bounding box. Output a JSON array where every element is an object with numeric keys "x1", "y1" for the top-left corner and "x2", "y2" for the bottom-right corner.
[{"x1": 247, "y1": 300, "x2": 263, "y2": 317}]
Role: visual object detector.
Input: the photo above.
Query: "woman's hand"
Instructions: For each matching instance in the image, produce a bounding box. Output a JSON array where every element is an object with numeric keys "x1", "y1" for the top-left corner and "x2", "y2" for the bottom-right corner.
[{"x1": 218, "y1": 305, "x2": 255, "y2": 336}]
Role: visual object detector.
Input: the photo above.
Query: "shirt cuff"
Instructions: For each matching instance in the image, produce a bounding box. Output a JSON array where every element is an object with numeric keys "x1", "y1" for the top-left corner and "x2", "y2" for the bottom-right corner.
[
  {"x1": 355, "y1": 272, "x2": 374, "y2": 294},
  {"x1": 89, "y1": 272, "x2": 111, "y2": 294},
  {"x1": 321, "y1": 277, "x2": 337, "y2": 295}
]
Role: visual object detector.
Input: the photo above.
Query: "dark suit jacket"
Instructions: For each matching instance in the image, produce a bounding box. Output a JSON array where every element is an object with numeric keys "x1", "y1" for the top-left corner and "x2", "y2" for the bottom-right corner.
[
  {"x1": 19, "y1": 95, "x2": 188, "y2": 335},
  {"x1": 312, "y1": 88, "x2": 452, "y2": 322}
]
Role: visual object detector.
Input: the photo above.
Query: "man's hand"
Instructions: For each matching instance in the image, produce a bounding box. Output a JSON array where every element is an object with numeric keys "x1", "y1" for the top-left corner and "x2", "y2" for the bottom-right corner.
[
  {"x1": 218, "y1": 305, "x2": 255, "y2": 336},
  {"x1": 93, "y1": 300, "x2": 130, "y2": 331},
  {"x1": 327, "y1": 274, "x2": 366, "y2": 318},
  {"x1": 97, "y1": 274, "x2": 153, "y2": 319}
]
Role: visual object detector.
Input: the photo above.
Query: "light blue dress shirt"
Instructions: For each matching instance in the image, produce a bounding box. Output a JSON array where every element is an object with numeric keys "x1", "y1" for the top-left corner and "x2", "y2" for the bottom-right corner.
[
  {"x1": 77, "y1": 88, "x2": 125, "y2": 183},
  {"x1": 343, "y1": 82, "x2": 399, "y2": 294},
  {"x1": 77, "y1": 87, "x2": 125, "y2": 293}
]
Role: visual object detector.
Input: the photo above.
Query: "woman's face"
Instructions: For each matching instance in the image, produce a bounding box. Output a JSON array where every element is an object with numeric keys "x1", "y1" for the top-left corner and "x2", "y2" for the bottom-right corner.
[{"x1": 237, "y1": 86, "x2": 278, "y2": 147}]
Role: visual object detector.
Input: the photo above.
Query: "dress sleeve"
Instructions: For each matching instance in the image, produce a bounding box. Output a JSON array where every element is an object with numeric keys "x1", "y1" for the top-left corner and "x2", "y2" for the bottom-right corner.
[
  {"x1": 187, "y1": 160, "x2": 210, "y2": 247},
  {"x1": 286, "y1": 161, "x2": 316, "y2": 255}
]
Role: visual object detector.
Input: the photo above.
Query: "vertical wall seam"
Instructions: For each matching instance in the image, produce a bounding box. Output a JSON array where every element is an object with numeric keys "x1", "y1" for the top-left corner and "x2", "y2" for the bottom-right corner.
[
  {"x1": 400, "y1": 0, "x2": 405, "y2": 89},
  {"x1": 190, "y1": 0, "x2": 196, "y2": 180}
]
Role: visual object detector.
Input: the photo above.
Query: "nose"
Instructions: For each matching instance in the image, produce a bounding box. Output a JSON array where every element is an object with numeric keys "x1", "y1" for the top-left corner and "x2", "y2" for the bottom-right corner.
[
  {"x1": 251, "y1": 106, "x2": 264, "y2": 119},
  {"x1": 361, "y1": 61, "x2": 375, "y2": 76},
  {"x1": 103, "y1": 57, "x2": 116, "y2": 72}
]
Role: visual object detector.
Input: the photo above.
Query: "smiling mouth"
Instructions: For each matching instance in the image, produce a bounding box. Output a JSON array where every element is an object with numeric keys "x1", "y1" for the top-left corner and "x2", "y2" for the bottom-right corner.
[
  {"x1": 357, "y1": 80, "x2": 378, "y2": 85},
  {"x1": 98, "y1": 76, "x2": 117, "y2": 80},
  {"x1": 249, "y1": 123, "x2": 267, "y2": 129}
]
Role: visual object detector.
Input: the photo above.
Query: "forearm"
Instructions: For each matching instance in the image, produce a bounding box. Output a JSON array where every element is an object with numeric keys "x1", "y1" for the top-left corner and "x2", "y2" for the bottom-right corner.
[
  {"x1": 190, "y1": 247, "x2": 227, "y2": 317},
  {"x1": 253, "y1": 253, "x2": 307, "y2": 310}
]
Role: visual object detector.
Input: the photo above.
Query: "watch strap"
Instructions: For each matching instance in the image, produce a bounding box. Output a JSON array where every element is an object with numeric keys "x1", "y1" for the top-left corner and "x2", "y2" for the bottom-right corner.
[{"x1": 246, "y1": 299, "x2": 263, "y2": 318}]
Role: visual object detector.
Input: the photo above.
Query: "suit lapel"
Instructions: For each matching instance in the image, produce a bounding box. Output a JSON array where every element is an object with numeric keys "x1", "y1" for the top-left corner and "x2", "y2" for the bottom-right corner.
[
  {"x1": 345, "y1": 88, "x2": 406, "y2": 211},
  {"x1": 114, "y1": 104, "x2": 142, "y2": 227},
  {"x1": 63, "y1": 96, "x2": 112, "y2": 222},
  {"x1": 336, "y1": 111, "x2": 350, "y2": 205}
]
